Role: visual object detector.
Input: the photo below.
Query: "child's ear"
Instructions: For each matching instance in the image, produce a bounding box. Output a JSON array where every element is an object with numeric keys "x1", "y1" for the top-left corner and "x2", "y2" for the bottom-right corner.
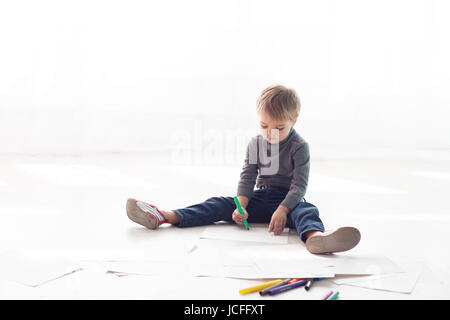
[{"x1": 292, "y1": 118, "x2": 298, "y2": 126}]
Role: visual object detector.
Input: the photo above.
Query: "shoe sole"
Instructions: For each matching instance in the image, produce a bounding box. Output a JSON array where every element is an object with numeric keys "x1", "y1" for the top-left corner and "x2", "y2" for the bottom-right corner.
[
  {"x1": 126, "y1": 198, "x2": 158, "y2": 229},
  {"x1": 306, "y1": 227, "x2": 361, "y2": 254}
]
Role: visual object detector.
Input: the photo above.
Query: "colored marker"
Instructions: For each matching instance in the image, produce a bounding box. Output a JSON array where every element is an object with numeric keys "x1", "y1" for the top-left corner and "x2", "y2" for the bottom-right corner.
[
  {"x1": 305, "y1": 279, "x2": 313, "y2": 291},
  {"x1": 239, "y1": 279, "x2": 282, "y2": 295},
  {"x1": 322, "y1": 290, "x2": 333, "y2": 300},
  {"x1": 287, "y1": 278, "x2": 304, "y2": 284},
  {"x1": 259, "y1": 278, "x2": 292, "y2": 296},
  {"x1": 314, "y1": 277, "x2": 324, "y2": 281},
  {"x1": 233, "y1": 196, "x2": 249, "y2": 230},
  {"x1": 267, "y1": 279, "x2": 307, "y2": 296},
  {"x1": 327, "y1": 291, "x2": 339, "y2": 300}
]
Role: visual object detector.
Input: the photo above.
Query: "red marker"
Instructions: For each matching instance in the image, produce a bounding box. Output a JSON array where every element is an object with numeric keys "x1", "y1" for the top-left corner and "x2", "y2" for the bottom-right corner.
[{"x1": 287, "y1": 278, "x2": 305, "y2": 284}]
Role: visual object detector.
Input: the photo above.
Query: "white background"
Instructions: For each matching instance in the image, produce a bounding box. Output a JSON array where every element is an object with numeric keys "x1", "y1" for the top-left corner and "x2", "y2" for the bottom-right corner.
[
  {"x1": 1, "y1": 1, "x2": 450, "y2": 300},
  {"x1": 1, "y1": 0, "x2": 449, "y2": 159}
]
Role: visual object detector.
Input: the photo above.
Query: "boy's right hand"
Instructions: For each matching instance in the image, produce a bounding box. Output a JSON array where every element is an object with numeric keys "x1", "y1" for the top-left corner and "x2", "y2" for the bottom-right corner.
[{"x1": 232, "y1": 207, "x2": 249, "y2": 225}]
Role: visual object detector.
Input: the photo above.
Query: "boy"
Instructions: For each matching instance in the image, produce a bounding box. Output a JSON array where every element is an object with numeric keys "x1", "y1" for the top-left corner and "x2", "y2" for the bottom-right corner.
[{"x1": 126, "y1": 85, "x2": 361, "y2": 254}]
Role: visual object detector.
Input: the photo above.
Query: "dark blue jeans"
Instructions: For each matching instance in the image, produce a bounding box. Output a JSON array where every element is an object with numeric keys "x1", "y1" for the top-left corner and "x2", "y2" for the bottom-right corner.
[{"x1": 172, "y1": 187, "x2": 325, "y2": 242}]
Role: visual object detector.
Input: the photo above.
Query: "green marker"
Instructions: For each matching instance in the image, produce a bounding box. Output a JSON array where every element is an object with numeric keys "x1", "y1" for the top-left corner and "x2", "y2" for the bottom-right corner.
[
  {"x1": 327, "y1": 291, "x2": 339, "y2": 300},
  {"x1": 233, "y1": 196, "x2": 249, "y2": 230}
]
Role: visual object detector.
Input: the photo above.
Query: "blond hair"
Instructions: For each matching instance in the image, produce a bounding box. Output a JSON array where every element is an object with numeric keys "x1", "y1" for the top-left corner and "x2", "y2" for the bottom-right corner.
[{"x1": 256, "y1": 85, "x2": 301, "y2": 121}]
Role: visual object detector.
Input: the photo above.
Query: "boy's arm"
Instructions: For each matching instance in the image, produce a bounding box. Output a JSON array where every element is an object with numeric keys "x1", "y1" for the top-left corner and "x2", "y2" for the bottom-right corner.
[
  {"x1": 236, "y1": 140, "x2": 258, "y2": 208},
  {"x1": 279, "y1": 143, "x2": 310, "y2": 211},
  {"x1": 236, "y1": 195, "x2": 250, "y2": 209}
]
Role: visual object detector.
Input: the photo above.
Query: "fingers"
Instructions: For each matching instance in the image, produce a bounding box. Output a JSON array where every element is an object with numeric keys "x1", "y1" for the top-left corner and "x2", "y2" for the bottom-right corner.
[
  {"x1": 274, "y1": 224, "x2": 283, "y2": 235},
  {"x1": 276, "y1": 220, "x2": 283, "y2": 235},
  {"x1": 276, "y1": 219, "x2": 286, "y2": 235},
  {"x1": 232, "y1": 209, "x2": 244, "y2": 225},
  {"x1": 270, "y1": 223, "x2": 281, "y2": 235},
  {"x1": 232, "y1": 208, "x2": 249, "y2": 225},
  {"x1": 268, "y1": 220, "x2": 274, "y2": 233},
  {"x1": 241, "y1": 208, "x2": 249, "y2": 220},
  {"x1": 234, "y1": 217, "x2": 243, "y2": 225},
  {"x1": 269, "y1": 218, "x2": 286, "y2": 235},
  {"x1": 232, "y1": 213, "x2": 241, "y2": 224}
]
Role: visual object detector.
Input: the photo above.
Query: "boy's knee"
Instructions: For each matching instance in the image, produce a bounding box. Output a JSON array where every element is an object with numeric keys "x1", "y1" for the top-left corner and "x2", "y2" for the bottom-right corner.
[{"x1": 290, "y1": 202, "x2": 319, "y2": 217}]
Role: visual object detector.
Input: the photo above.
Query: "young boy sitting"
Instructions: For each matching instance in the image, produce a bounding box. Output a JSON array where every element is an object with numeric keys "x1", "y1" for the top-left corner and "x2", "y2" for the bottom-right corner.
[{"x1": 126, "y1": 84, "x2": 361, "y2": 254}]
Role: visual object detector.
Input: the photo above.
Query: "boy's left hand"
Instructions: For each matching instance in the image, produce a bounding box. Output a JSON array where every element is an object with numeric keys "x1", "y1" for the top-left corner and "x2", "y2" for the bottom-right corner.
[{"x1": 268, "y1": 209, "x2": 288, "y2": 235}]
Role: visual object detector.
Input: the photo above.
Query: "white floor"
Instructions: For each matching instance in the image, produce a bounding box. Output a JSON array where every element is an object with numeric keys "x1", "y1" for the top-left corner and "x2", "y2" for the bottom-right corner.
[{"x1": 1, "y1": 152, "x2": 450, "y2": 299}]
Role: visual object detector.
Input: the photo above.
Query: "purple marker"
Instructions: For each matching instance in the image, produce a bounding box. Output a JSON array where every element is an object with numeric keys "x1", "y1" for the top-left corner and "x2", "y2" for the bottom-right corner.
[
  {"x1": 267, "y1": 279, "x2": 307, "y2": 296},
  {"x1": 322, "y1": 290, "x2": 333, "y2": 300}
]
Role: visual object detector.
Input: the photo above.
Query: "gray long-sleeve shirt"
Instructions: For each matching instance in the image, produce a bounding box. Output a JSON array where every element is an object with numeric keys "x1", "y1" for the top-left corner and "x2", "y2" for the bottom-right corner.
[{"x1": 236, "y1": 127, "x2": 310, "y2": 211}]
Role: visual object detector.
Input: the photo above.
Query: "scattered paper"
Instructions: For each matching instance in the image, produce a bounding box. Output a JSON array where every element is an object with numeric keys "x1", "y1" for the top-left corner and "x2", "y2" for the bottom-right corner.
[
  {"x1": 187, "y1": 241, "x2": 402, "y2": 279},
  {"x1": 316, "y1": 252, "x2": 403, "y2": 275},
  {"x1": 248, "y1": 245, "x2": 403, "y2": 277},
  {"x1": 187, "y1": 241, "x2": 333, "y2": 279},
  {"x1": 0, "y1": 251, "x2": 83, "y2": 287},
  {"x1": 332, "y1": 262, "x2": 423, "y2": 293},
  {"x1": 247, "y1": 245, "x2": 335, "y2": 278},
  {"x1": 200, "y1": 225, "x2": 289, "y2": 244},
  {"x1": 101, "y1": 260, "x2": 190, "y2": 277}
]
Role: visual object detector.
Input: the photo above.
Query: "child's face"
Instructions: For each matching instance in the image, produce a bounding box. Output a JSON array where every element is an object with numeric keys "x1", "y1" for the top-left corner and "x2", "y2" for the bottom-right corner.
[{"x1": 258, "y1": 111, "x2": 297, "y2": 144}]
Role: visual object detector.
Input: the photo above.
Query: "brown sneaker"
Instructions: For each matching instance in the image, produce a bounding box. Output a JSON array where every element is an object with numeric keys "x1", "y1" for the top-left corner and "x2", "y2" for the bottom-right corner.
[
  {"x1": 126, "y1": 198, "x2": 168, "y2": 229},
  {"x1": 305, "y1": 227, "x2": 361, "y2": 254}
]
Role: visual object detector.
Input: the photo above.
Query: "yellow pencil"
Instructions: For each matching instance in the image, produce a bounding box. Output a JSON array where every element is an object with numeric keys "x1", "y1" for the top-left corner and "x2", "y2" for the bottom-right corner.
[{"x1": 239, "y1": 279, "x2": 282, "y2": 295}]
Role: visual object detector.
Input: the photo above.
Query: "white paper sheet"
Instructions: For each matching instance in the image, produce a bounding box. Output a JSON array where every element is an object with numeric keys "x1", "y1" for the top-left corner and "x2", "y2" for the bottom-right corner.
[
  {"x1": 332, "y1": 262, "x2": 422, "y2": 293},
  {"x1": 190, "y1": 262, "x2": 266, "y2": 279},
  {"x1": 187, "y1": 241, "x2": 255, "y2": 277},
  {"x1": 189, "y1": 258, "x2": 334, "y2": 279},
  {"x1": 315, "y1": 252, "x2": 403, "y2": 275},
  {"x1": 248, "y1": 245, "x2": 403, "y2": 277},
  {"x1": 186, "y1": 238, "x2": 403, "y2": 280},
  {"x1": 200, "y1": 225, "x2": 289, "y2": 244},
  {"x1": 101, "y1": 260, "x2": 190, "y2": 277},
  {"x1": 0, "y1": 251, "x2": 82, "y2": 287},
  {"x1": 187, "y1": 242, "x2": 334, "y2": 279}
]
